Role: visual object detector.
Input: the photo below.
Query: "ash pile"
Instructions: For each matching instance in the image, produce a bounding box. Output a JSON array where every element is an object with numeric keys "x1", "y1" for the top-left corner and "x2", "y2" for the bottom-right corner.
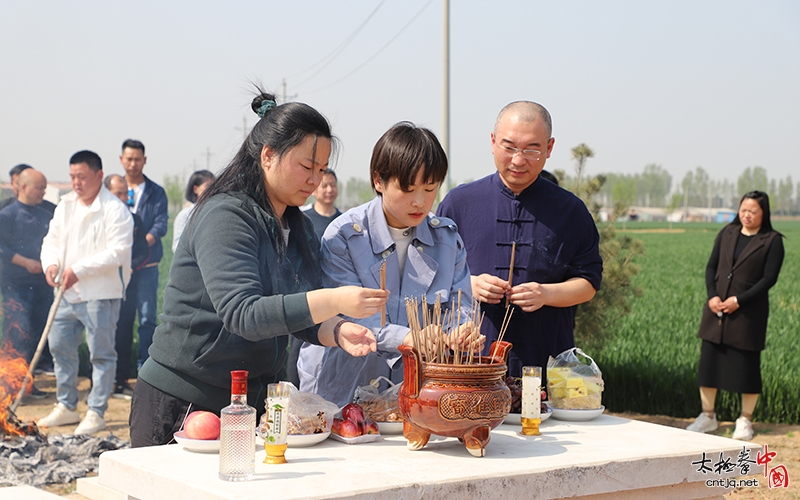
[{"x1": 1, "y1": 431, "x2": 129, "y2": 486}]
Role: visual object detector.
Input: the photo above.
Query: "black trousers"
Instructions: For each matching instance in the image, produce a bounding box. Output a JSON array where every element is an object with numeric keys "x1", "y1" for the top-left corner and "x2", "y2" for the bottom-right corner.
[
  {"x1": 129, "y1": 378, "x2": 214, "y2": 448},
  {"x1": 115, "y1": 272, "x2": 139, "y2": 384}
]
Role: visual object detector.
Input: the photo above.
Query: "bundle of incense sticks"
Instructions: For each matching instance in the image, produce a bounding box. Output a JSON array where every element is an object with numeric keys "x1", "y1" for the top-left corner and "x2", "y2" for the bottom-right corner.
[{"x1": 405, "y1": 293, "x2": 501, "y2": 365}]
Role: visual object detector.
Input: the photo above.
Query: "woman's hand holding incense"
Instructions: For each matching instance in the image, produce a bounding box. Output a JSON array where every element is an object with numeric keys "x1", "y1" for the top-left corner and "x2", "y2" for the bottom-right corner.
[{"x1": 307, "y1": 286, "x2": 389, "y2": 324}]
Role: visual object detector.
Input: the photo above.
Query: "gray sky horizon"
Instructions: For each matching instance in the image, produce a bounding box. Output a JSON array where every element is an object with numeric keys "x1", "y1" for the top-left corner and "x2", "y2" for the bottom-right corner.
[{"x1": 2, "y1": 1, "x2": 798, "y2": 195}]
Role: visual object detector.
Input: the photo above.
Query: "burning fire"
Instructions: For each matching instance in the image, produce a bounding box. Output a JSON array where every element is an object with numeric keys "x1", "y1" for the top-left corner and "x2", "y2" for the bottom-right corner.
[{"x1": 0, "y1": 346, "x2": 35, "y2": 436}]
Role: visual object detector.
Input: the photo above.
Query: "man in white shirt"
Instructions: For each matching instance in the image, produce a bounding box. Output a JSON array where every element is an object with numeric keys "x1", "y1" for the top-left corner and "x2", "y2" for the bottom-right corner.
[{"x1": 38, "y1": 150, "x2": 133, "y2": 435}]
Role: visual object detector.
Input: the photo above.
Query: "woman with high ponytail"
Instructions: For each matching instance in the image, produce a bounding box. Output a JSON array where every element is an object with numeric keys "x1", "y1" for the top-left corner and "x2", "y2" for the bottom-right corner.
[{"x1": 130, "y1": 89, "x2": 388, "y2": 447}]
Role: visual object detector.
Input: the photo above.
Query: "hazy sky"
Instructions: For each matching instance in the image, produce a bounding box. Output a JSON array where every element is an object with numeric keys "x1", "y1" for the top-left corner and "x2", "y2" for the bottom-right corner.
[{"x1": 2, "y1": 0, "x2": 798, "y2": 193}]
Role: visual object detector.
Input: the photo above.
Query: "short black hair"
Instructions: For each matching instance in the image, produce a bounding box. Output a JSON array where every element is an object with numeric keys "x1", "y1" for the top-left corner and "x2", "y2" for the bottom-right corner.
[
  {"x1": 370, "y1": 122, "x2": 447, "y2": 193},
  {"x1": 70, "y1": 150, "x2": 103, "y2": 172},
  {"x1": 9, "y1": 164, "x2": 32, "y2": 178},
  {"x1": 122, "y1": 139, "x2": 145, "y2": 155},
  {"x1": 184, "y1": 170, "x2": 215, "y2": 203},
  {"x1": 733, "y1": 190, "x2": 778, "y2": 234}
]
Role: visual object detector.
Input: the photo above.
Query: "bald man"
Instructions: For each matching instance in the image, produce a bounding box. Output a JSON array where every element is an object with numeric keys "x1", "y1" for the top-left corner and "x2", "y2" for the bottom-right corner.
[
  {"x1": 0, "y1": 164, "x2": 33, "y2": 211},
  {"x1": 437, "y1": 101, "x2": 603, "y2": 379},
  {"x1": 0, "y1": 169, "x2": 57, "y2": 395}
]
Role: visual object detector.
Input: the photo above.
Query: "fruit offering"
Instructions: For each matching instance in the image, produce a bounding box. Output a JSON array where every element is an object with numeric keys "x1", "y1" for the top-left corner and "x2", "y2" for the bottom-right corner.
[
  {"x1": 547, "y1": 367, "x2": 603, "y2": 410},
  {"x1": 184, "y1": 411, "x2": 221, "y2": 440},
  {"x1": 332, "y1": 403, "x2": 380, "y2": 438}
]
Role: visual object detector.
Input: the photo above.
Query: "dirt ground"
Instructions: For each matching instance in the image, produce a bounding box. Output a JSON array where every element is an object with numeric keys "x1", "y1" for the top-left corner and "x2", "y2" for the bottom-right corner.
[{"x1": 11, "y1": 374, "x2": 800, "y2": 499}]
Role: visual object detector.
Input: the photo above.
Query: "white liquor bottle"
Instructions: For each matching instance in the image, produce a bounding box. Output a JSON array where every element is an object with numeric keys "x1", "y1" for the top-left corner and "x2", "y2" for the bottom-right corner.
[{"x1": 219, "y1": 370, "x2": 256, "y2": 481}]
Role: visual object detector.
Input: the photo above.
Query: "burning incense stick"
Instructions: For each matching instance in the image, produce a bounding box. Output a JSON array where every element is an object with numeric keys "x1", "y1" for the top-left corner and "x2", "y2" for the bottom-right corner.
[
  {"x1": 505, "y1": 241, "x2": 516, "y2": 308},
  {"x1": 380, "y1": 260, "x2": 387, "y2": 326}
]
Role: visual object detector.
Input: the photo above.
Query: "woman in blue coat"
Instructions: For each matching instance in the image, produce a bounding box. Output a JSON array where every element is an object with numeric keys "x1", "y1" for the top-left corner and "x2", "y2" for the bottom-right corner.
[{"x1": 298, "y1": 122, "x2": 479, "y2": 406}]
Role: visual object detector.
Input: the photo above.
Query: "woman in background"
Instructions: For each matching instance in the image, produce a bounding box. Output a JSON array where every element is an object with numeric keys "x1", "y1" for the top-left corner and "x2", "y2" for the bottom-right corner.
[
  {"x1": 172, "y1": 170, "x2": 215, "y2": 253},
  {"x1": 687, "y1": 191, "x2": 784, "y2": 440}
]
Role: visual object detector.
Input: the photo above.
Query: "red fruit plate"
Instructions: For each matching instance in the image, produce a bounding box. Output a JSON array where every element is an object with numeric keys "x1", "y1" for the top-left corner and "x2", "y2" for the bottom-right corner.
[{"x1": 173, "y1": 431, "x2": 220, "y2": 453}]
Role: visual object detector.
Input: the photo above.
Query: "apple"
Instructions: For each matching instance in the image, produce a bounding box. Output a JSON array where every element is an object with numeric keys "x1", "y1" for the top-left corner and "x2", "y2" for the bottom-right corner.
[
  {"x1": 332, "y1": 417, "x2": 344, "y2": 435},
  {"x1": 184, "y1": 410, "x2": 200, "y2": 426},
  {"x1": 337, "y1": 419, "x2": 362, "y2": 438},
  {"x1": 184, "y1": 411, "x2": 220, "y2": 440},
  {"x1": 362, "y1": 418, "x2": 379, "y2": 435},
  {"x1": 341, "y1": 403, "x2": 366, "y2": 425}
]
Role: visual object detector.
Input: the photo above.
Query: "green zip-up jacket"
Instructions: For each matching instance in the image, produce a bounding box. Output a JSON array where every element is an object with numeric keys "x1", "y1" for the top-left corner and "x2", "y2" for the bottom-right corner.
[{"x1": 139, "y1": 191, "x2": 322, "y2": 412}]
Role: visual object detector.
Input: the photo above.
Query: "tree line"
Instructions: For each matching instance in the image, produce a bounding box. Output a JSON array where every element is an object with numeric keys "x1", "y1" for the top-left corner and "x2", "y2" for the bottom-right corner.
[
  {"x1": 584, "y1": 164, "x2": 795, "y2": 216},
  {"x1": 159, "y1": 153, "x2": 797, "y2": 217}
]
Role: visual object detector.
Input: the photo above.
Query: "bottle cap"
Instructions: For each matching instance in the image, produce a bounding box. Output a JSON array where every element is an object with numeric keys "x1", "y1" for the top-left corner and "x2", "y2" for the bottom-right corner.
[{"x1": 231, "y1": 370, "x2": 249, "y2": 395}]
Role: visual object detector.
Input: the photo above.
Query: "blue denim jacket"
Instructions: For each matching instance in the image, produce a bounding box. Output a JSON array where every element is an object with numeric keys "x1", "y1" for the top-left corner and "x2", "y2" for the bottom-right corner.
[
  {"x1": 135, "y1": 175, "x2": 168, "y2": 267},
  {"x1": 299, "y1": 197, "x2": 472, "y2": 406}
]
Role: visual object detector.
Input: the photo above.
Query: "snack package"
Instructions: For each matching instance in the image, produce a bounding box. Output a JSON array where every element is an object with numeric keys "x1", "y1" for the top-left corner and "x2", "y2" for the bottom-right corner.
[
  {"x1": 353, "y1": 376, "x2": 403, "y2": 423},
  {"x1": 259, "y1": 383, "x2": 339, "y2": 435},
  {"x1": 546, "y1": 348, "x2": 604, "y2": 410}
]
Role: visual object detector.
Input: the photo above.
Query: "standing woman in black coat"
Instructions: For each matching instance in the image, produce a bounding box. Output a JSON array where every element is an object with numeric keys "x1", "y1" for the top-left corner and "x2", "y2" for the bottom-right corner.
[{"x1": 686, "y1": 191, "x2": 785, "y2": 440}]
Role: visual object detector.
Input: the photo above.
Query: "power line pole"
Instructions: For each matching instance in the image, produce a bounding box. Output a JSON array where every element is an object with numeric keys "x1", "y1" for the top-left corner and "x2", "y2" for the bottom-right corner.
[
  {"x1": 281, "y1": 78, "x2": 297, "y2": 103},
  {"x1": 236, "y1": 116, "x2": 249, "y2": 141},
  {"x1": 438, "y1": 0, "x2": 450, "y2": 201},
  {"x1": 204, "y1": 147, "x2": 213, "y2": 171}
]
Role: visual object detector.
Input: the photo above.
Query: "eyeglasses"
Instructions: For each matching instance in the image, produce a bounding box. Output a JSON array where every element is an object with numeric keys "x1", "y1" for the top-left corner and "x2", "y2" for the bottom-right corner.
[
  {"x1": 127, "y1": 188, "x2": 135, "y2": 207},
  {"x1": 499, "y1": 145, "x2": 542, "y2": 160}
]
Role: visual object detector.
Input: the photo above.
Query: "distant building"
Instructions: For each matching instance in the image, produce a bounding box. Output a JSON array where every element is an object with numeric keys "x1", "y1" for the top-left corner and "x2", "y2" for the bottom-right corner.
[
  {"x1": 715, "y1": 210, "x2": 736, "y2": 224},
  {"x1": 599, "y1": 206, "x2": 737, "y2": 223}
]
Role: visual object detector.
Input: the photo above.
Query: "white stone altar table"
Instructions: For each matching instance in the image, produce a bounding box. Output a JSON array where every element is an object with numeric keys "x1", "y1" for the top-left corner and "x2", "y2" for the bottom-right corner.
[{"x1": 77, "y1": 415, "x2": 762, "y2": 500}]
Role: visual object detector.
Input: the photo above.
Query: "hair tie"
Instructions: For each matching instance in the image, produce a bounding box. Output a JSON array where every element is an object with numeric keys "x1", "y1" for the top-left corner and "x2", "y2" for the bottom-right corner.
[{"x1": 257, "y1": 99, "x2": 277, "y2": 118}]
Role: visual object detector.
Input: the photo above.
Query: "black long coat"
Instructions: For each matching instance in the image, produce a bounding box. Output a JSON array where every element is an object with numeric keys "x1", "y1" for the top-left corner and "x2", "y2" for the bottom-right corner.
[{"x1": 697, "y1": 225, "x2": 780, "y2": 351}]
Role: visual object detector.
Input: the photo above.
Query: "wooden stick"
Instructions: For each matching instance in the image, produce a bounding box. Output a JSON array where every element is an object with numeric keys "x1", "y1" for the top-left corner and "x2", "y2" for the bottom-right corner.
[
  {"x1": 505, "y1": 241, "x2": 516, "y2": 308},
  {"x1": 491, "y1": 305, "x2": 514, "y2": 361},
  {"x1": 468, "y1": 299, "x2": 479, "y2": 365},
  {"x1": 380, "y1": 260, "x2": 387, "y2": 327},
  {"x1": 10, "y1": 286, "x2": 64, "y2": 413}
]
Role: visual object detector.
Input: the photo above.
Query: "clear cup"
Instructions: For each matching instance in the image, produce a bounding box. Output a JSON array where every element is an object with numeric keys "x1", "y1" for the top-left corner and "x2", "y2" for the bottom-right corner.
[{"x1": 520, "y1": 366, "x2": 542, "y2": 436}]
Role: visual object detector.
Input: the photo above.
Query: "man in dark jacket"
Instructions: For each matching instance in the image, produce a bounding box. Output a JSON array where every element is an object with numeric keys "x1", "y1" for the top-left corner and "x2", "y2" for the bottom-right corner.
[
  {"x1": 104, "y1": 174, "x2": 149, "y2": 399},
  {"x1": 0, "y1": 169, "x2": 56, "y2": 396},
  {"x1": 437, "y1": 101, "x2": 602, "y2": 379},
  {"x1": 119, "y1": 139, "x2": 168, "y2": 380}
]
